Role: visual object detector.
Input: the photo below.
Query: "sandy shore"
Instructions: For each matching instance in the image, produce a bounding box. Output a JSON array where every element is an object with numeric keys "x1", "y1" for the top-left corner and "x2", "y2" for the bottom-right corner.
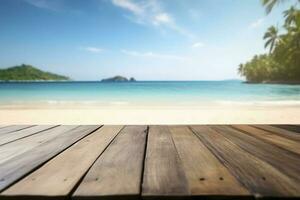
[{"x1": 0, "y1": 104, "x2": 299, "y2": 124}]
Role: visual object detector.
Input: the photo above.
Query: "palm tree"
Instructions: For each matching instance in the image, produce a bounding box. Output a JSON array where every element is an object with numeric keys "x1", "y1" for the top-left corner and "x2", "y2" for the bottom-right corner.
[
  {"x1": 264, "y1": 26, "x2": 281, "y2": 53},
  {"x1": 283, "y1": 6, "x2": 300, "y2": 26},
  {"x1": 238, "y1": 64, "x2": 244, "y2": 76},
  {"x1": 261, "y1": 0, "x2": 300, "y2": 14},
  {"x1": 261, "y1": 0, "x2": 284, "y2": 14},
  {"x1": 238, "y1": 0, "x2": 300, "y2": 82}
]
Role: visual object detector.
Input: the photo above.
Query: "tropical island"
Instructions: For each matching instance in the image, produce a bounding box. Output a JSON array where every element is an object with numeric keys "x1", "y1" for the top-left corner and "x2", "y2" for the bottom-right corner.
[
  {"x1": 0, "y1": 64, "x2": 70, "y2": 81},
  {"x1": 238, "y1": 0, "x2": 300, "y2": 84},
  {"x1": 101, "y1": 76, "x2": 136, "y2": 82}
]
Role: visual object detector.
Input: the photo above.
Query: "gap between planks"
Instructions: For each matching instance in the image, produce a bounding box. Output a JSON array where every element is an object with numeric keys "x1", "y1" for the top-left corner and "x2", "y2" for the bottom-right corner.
[
  {"x1": 1, "y1": 126, "x2": 123, "y2": 199},
  {"x1": 0, "y1": 125, "x2": 101, "y2": 192},
  {"x1": 1, "y1": 125, "x2": 300, "y2": 200}
]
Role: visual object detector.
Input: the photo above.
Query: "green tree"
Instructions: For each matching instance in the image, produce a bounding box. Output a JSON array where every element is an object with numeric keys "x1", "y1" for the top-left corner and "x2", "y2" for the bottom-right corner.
[
  {"x1": 238, "y1": 64, "x2": 244, "y2": 76},
  {"x1": 0, "y1": 64, "x2": 70, "y2": 81},
  {"x1": 263, "y1": 26, "x2": 281, "y2": 53},
  {"x1": 261, "y1": 0, "x2": 300, "y2": 14},
  {"x1": 283, "y1": 6, "x2": 300, "y2": 25},
  {"x1": 238, "y1": 0, "x2": 300, "y2": 83},
  {"x1": 262, "y1": 0, "x2": 284, "y2": 14}
]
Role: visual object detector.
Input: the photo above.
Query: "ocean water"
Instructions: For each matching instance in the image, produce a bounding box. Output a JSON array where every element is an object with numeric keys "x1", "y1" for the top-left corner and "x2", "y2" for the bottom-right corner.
[{"x1": 0, "y1": 81, "x2": 300, "y2": 106}]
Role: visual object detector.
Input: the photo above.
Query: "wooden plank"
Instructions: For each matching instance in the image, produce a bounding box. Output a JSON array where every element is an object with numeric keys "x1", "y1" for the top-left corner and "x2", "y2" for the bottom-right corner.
[
  {"x1": 0, "y1": 125, "x2": 58, "y2": 146},
  {"x1": 73, "y1": 125, "x2": 147, "y2": 200},
  {"x1": 169, "y1": 126, "x2": 249, "y2": 197},
  {"x1": 142, "y1": 126, "x2": 189, "y2": 198},
  {"x1": 253, "y1": 125, "x2": 300, "y2": 142},
  {"x1": 0, "y1": 126, "x2": 78, "y2": 164},
  {"x1": 191, "y1": 125, "x2": 300, "y2": 198},
  {"x1": 212, "y1": 125, "x2": 300, "y2": 183},
  {"x1": 232, "y1": 125, "x2": 300, "y2": 155},
  {"x1": 0, "y1": 125, "x2": 34, "y2": 135},
  {"x1": 0, "y1": 126, "x2": 10, "y2": 129},
  {"x1": 2, "y1": 125, "x2": 123, "y2": 199},
  {"x1": 274, "y1": 125, "x2": 300, "y2": 133},
  {"x1": 0, "y1": 125, "x2": 100, "y2": 192}
]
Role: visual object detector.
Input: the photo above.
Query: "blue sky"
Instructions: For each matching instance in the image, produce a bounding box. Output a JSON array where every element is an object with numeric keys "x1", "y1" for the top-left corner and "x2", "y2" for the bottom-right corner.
[{"x1": 0, "y1": 0, "x2": 288, "y2": 80}]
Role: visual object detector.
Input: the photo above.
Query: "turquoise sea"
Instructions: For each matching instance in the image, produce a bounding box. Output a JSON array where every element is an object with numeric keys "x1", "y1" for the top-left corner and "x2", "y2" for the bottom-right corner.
[{"x1": 0, "y1": 81, "x2": 300, "y2": 106}]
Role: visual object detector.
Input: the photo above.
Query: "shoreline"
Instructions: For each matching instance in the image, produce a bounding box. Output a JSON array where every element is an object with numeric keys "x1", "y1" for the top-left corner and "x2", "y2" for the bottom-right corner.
[
  {"x1": 0, "y1": 103, "x2": 299, "y2": 124},
  {"x1": 1, "y1": 99, "x2": 300, "y2": 109},
  {"x1": 243, "y1": 80, "x2": 300, "y2": 85},
  {"x1": 1, "y1": 81, "x2": 299, "y2": 124},
  {"x1": 1, "y1": 79, "x2": 300, "y2": 85}
]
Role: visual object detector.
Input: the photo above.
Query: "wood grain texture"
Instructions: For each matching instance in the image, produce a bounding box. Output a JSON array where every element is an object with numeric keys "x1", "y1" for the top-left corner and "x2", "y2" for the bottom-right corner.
[
  {"x1": 212, "y1": 125, "x2": 300, "y2": 183},
  {"x1": 232, "y1": 125, "x2": 300, "y2": 155},
  {"x1": 73, "y1": 126, "x2": 147, "y2": 200},
  {"x1": 2, "y1": 126, "x2": 123, "y2": 198},
  {"x1": 169, "y1": 126, "x2": 249, "y2": 197},
  {"x1": 191, "y1": 125, "x2": 300, "y2": 198},
  {"x1": 254, "y1": 125, "x2": 300, "y2": 141},
  {"x1": 0, "y1": 124, "x2": 299, "y2": 199},
  {"x1": 0, "y1": 125, "x2": 57, "y2": 146},
  {"x1": 0, "y1": 126, "x2": 10, "y2": 129},
  {"x1": 0, "y1": 125, "x2": 100, "y2": 192},
  {"x1": 142, "y1": 126, "x2": 189, "y2": 198},
  {"x1": 0, "y1": 126, "x2": 78, "y2": 164},
  {"x1": 0, "y1": 126, "x2": 34, "y2": 136},
  {"x1": 274, "y1": 125, "x2": 300, "y2": 133}
]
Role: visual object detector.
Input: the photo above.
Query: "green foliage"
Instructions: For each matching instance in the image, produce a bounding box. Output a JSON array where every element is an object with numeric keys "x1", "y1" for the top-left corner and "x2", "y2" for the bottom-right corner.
[
  {"x1": 261, "y1": 0, "x2": 284, "y2": 14},
  {"x1": 0, "y1": 64, "x2": 70, "y2": 81},
  {"x1": 238, "y1": 55, "x2": 283, "y2": 82},
  {"x1": 101, "y1": 75, "x2": 136, "y2": 82},
  {"x1": 264, "y1": 26, "x2": 281, "y2": 53},
  {"x1": 261, "y1": 0, "x2": 300, "y2": 13},
  {"x1": 239, "y1": 1, "x2": 300, "y2": 83}
]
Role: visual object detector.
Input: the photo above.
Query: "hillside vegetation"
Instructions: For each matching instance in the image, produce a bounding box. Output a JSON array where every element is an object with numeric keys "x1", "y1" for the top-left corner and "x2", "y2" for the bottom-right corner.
[{"x1": 0, "y1": 64, "x2": 70, "y2": 81}]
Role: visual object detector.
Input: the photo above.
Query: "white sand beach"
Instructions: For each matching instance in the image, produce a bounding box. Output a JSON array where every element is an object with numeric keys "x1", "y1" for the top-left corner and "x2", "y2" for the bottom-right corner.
[{"x1": 0, "y1": 103, "x2": 299, "y2": 124}]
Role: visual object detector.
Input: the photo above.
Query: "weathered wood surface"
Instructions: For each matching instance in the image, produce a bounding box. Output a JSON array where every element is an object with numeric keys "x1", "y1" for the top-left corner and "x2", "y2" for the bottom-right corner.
[
  {"x1": 275, "y1": 125, "x2": 300, "y2": 133},
  {"x1": 0, "y1": 125, "x2": 299, "y2": 200},
  {"x1": 254, "y1": 125, "x2": 300, "y2": 141},
  {"x1": 0, "y1": 125, "x2": 100, "y2": 192},
  {"x1": 211, "y1": 125, "x2": 300, "y2": 183},
  {"x1": 232, "y1": 125, "x2": 300, "y2": 155},
  {"x1": 0, "y1": 125, "x2": 34, "y2": 135},
  {"x1": 191, "y1": 125, "x2": 300, "y2": 197},
  {"x1": 0, "y1": 125, "x2": 78, "y2": 164},
  {"x1": 0, "y1": 125, "x2": 10, "y2": 129},
  {"x1": 2, "y1": 126, "x2": 123, "y2": 198},
  {"x1": 73, "y1": 126, "x2": 147, "y2": 199},
  {"x1": 169, "y1": 126, "x2": 249, "y2": 196},
  {"x1": 142, "y1": 126, "x2": 189, "y2": 198},
  {"x1": 0, "y1": 125, "x2": 57, "y2": 146}
]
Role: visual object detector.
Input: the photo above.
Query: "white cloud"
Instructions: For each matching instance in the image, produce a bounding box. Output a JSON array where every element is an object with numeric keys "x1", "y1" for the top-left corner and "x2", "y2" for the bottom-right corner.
[
  {"x1": 192, "y1": 42, "x2": 204, "y2": 48},
  {"x1": 153, "y1": 13, "x2": 173, "y2": 25},
  {"x1": 249, "y1": 18, "x2": 264, "y2": 29},
  {"x1": 82, "y1": 47, "x2": 104, "y2": 53},
  {"x1": 111, "y1": 0, "x2": 144, "y2": 15},
  {"x1": 121, "y1": 49, "x2": 188, "y2": 61},
  {"x1": 111, "y1": 0, "x2": 194, "y2": 38}
]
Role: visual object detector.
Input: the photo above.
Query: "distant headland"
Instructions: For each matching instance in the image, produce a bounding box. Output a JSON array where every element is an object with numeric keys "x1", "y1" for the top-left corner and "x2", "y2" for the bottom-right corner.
[
  {"x1": 101, "y1": 76, "x2": 136, "y2": 82},
  {"x1": 0, "y1": 64, "x2": 70, "y2": 81}
]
